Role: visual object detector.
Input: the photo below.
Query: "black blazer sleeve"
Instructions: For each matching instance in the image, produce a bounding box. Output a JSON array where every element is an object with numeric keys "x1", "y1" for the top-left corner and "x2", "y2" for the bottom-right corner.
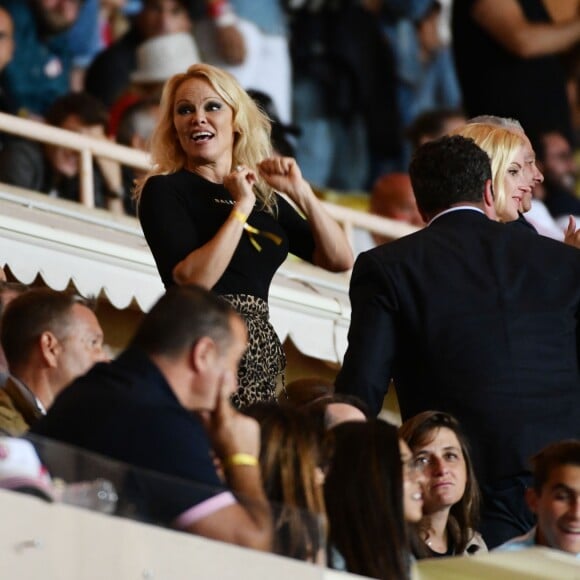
[{"x1": 334, "y1": 249, "x2": 396, "y2": 415}]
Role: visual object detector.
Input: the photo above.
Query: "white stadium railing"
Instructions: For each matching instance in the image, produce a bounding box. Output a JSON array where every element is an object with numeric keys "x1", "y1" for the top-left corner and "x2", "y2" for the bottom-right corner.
[{"x1": 0, "y1": 111, "x2": 419, "y2": 247}]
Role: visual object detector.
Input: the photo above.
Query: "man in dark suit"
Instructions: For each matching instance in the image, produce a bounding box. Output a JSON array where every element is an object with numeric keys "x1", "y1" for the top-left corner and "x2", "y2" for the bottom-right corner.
[{"x1": 335, "y1": 135, "x2": 580, "y2": 548}]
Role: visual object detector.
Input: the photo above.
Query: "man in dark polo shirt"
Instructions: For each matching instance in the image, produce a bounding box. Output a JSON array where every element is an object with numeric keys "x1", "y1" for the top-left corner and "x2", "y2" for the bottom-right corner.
[{"x1": 31, "y1": 285, "x2": 272, "y2": 550}]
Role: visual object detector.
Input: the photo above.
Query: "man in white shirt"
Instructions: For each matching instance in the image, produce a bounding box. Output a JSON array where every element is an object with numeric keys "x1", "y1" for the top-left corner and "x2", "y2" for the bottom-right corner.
[
  {"x1": 0, "y1": 288, "x2": 107, "y2": 435},
  {"x1": 497, "y1": 440, "x2": 580, "y2": 558}
]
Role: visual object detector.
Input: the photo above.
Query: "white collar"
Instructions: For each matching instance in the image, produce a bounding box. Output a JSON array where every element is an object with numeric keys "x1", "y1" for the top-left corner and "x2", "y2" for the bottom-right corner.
[
  {"x1": 9, "y1": 375, "x2": 46, "y2": 415},
  {"x1": 428, "y1": 206, "x2": 485, "y2": 226}
]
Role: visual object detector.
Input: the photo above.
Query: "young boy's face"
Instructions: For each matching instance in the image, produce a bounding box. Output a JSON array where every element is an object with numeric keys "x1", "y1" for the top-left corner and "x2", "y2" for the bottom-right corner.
[{"x1": 529, "y1": 464, "x2": 580, "y2": 555}]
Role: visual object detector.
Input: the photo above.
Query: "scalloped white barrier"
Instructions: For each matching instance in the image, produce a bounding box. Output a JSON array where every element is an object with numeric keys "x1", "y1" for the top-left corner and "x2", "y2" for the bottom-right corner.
[{"x1": 0, "y1": 185, "x2": 351, "y2": 363}]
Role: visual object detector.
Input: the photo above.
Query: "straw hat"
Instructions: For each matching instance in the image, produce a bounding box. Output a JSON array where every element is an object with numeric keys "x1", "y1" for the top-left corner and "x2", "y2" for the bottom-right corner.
[{"x1": 131, "y1": 32, "x2": 200, "y2": 84}]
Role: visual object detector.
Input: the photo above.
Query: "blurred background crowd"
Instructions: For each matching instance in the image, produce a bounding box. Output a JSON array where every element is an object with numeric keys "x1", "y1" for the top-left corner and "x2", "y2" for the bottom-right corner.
[{"x1": 0, "y1": 0, "x2": 576, "y2": 225}]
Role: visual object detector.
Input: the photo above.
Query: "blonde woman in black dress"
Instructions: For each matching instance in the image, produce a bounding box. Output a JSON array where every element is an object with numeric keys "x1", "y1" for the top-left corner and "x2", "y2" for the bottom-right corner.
[{"x1": 136, "y1": 63, "x2": 353, "y2": 408}]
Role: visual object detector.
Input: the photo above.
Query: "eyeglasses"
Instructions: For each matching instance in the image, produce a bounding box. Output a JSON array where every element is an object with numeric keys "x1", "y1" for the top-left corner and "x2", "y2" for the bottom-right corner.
[{"x1": 402, "y1": 458, "x2": 426, "y2": 479}]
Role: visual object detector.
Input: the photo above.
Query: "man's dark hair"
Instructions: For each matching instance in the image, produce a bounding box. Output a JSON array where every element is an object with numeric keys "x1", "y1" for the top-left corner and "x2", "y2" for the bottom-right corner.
[
  {"x1": 304, "y1": 391, "x2": 369, "y2": 420},
  {"x1": 405, "y1": 107, "x2": 465, "y2": 151},
  {"x1": 281, "y1": 376, "x2": 334, "y2": 406},
  {"x1": 301, "y1": 393, "x2": 370, "y2": 437},
  {"x1": 45, "y1": 92, "x2": 109, "y2": 129},
  {"x1": 131, "y1": 285, "x2": 238, "y2": 357},
  {"x1": 409, "y1": 135, "x2": 492, "y2": 217},
  {"x1": 531, "y1": 439, "x2": 580, "y2": 493},
  {"x1": 531, "y1": 130, "x2": 572, "y2": 165},
  {"x1": 0, "y1": 289, "x2": 89, "y2": 369}
]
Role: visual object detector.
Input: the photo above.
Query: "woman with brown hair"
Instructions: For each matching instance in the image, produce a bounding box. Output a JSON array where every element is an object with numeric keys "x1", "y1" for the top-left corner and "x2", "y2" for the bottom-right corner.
[
  {"x1": 400, "y1": 410, "x2": 487, "y2": 558},
  {"x1": 323, "y1": 418, "x2": 424, "y2": 579},
  {"x1": 244, "y1": 402, "x2": 327, "y2": 563}
]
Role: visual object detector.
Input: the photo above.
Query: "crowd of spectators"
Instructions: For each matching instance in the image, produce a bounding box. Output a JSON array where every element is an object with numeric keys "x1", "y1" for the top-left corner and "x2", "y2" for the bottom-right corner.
[
  {"x1": 1, "y1": 313, "x2": 579, "y2": 573},
  {"x1": 1, "y1": 2, "x2": 580, "y2": 577},
  {"x1": 0, "y1": 0, "x2": 473, "y2": 203},
  {"x1": 0, "y1": 317, "x2": 577, "y2": 565},
  {"x1": 0, "y1": 276, "x2": 577, "y2": 570}
]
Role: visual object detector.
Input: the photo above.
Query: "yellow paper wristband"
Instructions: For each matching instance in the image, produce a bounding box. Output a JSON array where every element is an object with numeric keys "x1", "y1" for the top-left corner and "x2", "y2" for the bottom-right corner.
[
  {"x1": 223, "y1": 453, "x2": 259, "y2": 468},
  {"x1": 232, "y1": 209, "x2": 248, "y2": 224}
]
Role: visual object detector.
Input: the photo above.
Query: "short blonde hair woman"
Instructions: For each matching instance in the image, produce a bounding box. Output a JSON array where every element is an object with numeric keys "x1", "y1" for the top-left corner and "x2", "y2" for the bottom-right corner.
[
  {"x1": 454, "y1": 123, "x2": 530, "y2": 222},
  {"x1": 136, "y1": 63, "x2": 353, "y2": 409}
]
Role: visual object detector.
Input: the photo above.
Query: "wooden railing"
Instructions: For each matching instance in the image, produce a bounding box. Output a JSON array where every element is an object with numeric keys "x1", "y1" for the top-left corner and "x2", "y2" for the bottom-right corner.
[{"x1": 0, "y1": 112, "x2": 419, "y2": 244}]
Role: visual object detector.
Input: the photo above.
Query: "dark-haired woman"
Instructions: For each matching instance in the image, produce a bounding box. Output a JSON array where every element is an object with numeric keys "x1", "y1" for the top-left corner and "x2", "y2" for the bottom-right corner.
[
  {"x1": 244, "y1": 402, "x2": 327, "y2": 563},
  {"x1": 324, "y1": 419, "x2": 424, "y2": 579},
  {"x1": 400, "y1": 410, "x2": 488, "y2": 558}
]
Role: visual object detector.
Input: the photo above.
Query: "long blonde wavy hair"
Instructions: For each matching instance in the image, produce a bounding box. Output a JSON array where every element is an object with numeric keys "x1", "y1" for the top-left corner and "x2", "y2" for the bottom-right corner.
[
  {"x1": 453, "y1": 123, "x2": 526, "y2": 222},
  {"x1": 134, "y1": 63, "x2": 276, "y2": 211}
]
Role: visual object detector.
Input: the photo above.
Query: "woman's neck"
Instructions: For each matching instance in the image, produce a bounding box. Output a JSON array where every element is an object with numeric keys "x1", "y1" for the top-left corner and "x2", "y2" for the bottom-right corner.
[
  {"x1": 186, "y1": 159, "x2": 230, "y2": 184},
  {"x1": 424, "y1": 508, "x2": 451, "y2": 553},
  {"x1": 187, "y1": 165, "x2": 224, "y2": 184}
]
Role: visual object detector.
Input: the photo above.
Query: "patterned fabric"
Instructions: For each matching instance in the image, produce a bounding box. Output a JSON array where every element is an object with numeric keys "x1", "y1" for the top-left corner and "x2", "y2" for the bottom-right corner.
[{"x1": 220, "y1": 294, "x2": 285, "y2": 409}]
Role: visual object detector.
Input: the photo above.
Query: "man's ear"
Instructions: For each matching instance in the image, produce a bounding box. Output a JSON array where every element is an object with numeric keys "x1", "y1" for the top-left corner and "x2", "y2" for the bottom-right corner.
[
  {"x1": 525, "y1": 486, "x2": 539, "y2": 514},
  {"x1": 39, "y1": 331, "x2": 60, "y2": 368},
  {"x1": 483, "y1": 179, "x2": 497, "y2": 220},
  {"x1": 190, "y1": 336, "x2": 217, "y2": 372}
]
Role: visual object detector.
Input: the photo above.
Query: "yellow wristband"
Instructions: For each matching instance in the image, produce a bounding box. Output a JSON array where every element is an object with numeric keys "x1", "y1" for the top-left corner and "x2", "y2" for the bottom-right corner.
[
  {"x1": 223, "y1": 453, "x2": 258, "y2": 468},
  {"x1": 230, "y1": 209, "x2": 282, "y2": 252},
  {"x1": 232, "y1": 209, "x2": 248, "y2": 224}
]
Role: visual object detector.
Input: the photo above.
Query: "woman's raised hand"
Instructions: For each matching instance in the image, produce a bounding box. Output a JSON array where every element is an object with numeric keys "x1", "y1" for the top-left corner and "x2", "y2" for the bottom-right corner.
[
  {"x1": 258, "y1": 157, "x2": 310, "y2": 205},
  {"x1": 223, "y1": 164, "x2": 257, "y2": 213}
]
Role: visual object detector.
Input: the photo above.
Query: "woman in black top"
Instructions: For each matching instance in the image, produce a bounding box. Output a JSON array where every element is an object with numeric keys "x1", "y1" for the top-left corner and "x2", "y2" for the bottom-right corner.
[{"x1": 135, "y1": 63, "x2": 352, "y2": 408}]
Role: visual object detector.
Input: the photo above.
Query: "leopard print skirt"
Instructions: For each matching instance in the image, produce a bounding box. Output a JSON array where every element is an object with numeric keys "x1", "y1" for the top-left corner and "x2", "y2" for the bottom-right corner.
[{"x1": 220, "y1": 294, "x2": 286, "y2": 409}]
